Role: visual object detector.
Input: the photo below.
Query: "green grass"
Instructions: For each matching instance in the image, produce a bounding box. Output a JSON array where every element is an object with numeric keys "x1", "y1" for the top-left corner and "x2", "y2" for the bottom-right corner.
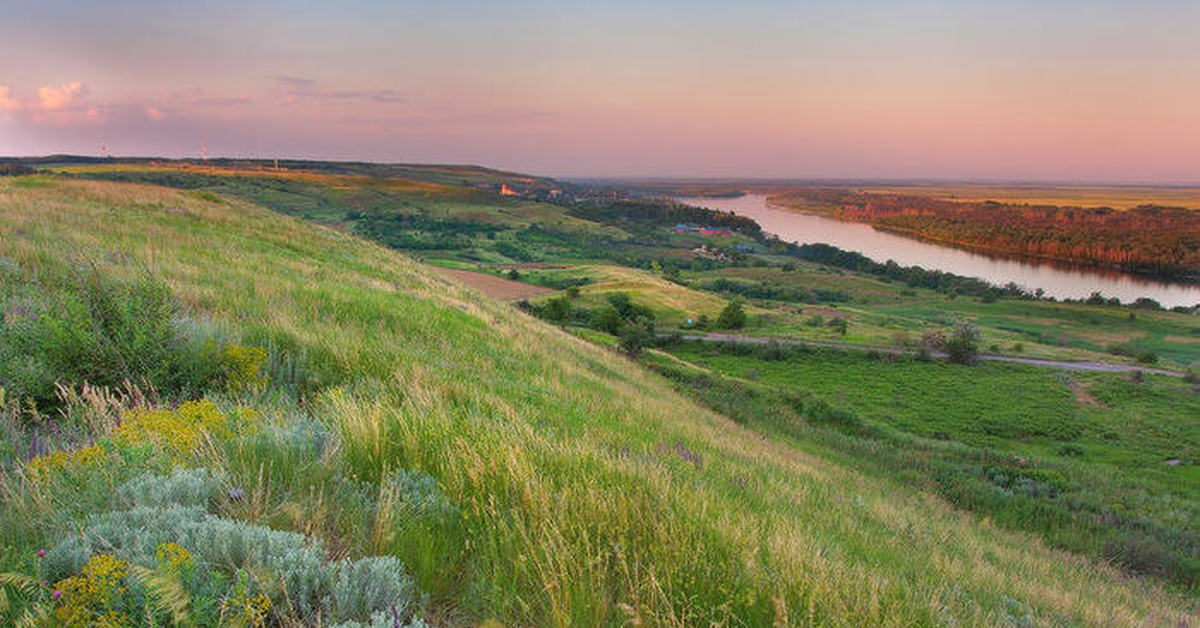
[
  {"x1": 0, "y1": 177, "x2": 1195, "y2": 625},
  {"x1": 659, "y1": 340, "x2": 1199, "y2": 585}
]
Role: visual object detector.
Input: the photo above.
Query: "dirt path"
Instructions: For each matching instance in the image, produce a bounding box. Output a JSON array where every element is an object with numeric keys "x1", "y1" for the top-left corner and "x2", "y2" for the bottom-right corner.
[
  {"x1": 674, "y1": 333, "x2": 1185, "y2": 376},
  {"x1": 431, "y1": 267, "x2": 555, "y2": 301}
]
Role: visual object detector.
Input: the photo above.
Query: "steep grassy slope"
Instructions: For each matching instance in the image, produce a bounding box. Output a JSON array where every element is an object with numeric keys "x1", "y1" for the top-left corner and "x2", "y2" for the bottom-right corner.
[{"x1": 0, "y1": 177, "x2": 1195, "y2": 626}]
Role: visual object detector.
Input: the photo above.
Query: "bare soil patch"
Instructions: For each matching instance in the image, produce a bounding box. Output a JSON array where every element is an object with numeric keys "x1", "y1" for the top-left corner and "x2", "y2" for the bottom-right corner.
[{"x1": 432, "y1": 267, "x2": 555, "y2": 301}]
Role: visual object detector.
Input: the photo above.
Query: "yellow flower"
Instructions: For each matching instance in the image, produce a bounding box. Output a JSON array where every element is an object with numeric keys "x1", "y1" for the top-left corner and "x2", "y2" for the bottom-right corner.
[
  {"x1": 155, "y1": 542, "x2": 193, "y2": 570},
  {"x1": 224, "y1": 588, "x2": 272, "y2": 627},
  {"x1": 117, "y1": 400, "x2": 230, "y2": 452},
  {"x1": 221, "y1": 344, "x2": 269, "y2": 391},
  {"x1": 53, "y1": 554, "x2": 132, "y2": 627},
  {"x1": 27, "y1": 444, "x2": 106, "y2": 478}
]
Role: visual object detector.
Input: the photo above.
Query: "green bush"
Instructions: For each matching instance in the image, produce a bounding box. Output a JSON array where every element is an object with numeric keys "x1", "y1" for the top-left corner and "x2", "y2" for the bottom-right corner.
[
  {"x1": 618, "y1": 319, "x2": 656, "y2": 358},
  {"x1": 116, "y1": 467, "x2": 225, "y2": 509},
  {"x1": 946, "y1": 322, "x2": 981, "y2": 365},
  {"x1": 716, "y1": 300, "x2": 746, "y2": 330},
  {"x1": 0, "y1": 265, "x2": 273, "y2": 415}
]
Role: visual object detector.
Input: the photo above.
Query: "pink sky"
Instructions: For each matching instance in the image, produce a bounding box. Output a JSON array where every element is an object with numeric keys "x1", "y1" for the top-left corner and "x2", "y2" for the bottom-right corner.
[{"x1": 2, "y1": 1, "x2": 1199, "y2": 181}]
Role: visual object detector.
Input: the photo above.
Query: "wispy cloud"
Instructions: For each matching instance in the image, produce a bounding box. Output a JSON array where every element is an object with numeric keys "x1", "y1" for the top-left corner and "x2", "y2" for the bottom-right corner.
[{"x1": 271, "y1": 75, "x2": 407, "y2": 105}]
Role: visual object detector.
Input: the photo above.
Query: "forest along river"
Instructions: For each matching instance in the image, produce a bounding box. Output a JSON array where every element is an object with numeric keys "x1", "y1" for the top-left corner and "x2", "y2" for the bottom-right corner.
[{"x1": 678, "y1": 194, "x2": 1200, "y2": 309}]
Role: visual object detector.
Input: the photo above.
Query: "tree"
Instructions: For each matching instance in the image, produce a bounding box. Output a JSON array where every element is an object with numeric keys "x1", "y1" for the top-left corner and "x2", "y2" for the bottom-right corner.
[
  {"x1": 618, "y1": 319, "x2": 655, "y2": 358},
  {"x1": 945, "y1": 322, "x2": 980, "y2": 365},
  {"x1": 506, "y1": 269, "x2": 521, "y2": 280},
  {"x1": 541, "y1": 296, "x2": 571, "y2": 326},
  {"x1": 590, "y1": 305, "x2": 623, "y2": 335},
  {"x1": 716, "y1": 300, "x2": 746, "y2": 330}
]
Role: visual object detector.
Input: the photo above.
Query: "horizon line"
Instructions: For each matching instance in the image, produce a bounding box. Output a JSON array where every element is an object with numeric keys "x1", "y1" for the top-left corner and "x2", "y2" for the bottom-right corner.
[{"x1": 5, "y1": 153, "x2": 1200, "y2": 188}]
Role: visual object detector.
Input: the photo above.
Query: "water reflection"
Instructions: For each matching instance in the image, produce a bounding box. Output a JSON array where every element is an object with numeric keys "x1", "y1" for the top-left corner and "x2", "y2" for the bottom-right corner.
[{"x1": 678, "y1": 194, "x2": 1200, "y2": 309}]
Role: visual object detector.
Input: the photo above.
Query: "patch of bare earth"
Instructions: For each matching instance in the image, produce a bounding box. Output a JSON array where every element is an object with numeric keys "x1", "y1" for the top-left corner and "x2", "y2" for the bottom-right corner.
[
  {"x1": 1068, "y1": 379, "x2": 1105, "y2": 408},
  {"x1": 432, "y1": 267, "x2": 555, "y2": 301}
]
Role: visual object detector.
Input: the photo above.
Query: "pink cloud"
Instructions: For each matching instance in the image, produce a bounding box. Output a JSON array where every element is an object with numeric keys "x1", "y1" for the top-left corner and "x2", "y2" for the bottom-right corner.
[
  {"x1": 36, "y1": 81, "x2": 85, "y2": 110},
  {"x1": 0, "y1": 85, "x2": 20, "y2": 112}
]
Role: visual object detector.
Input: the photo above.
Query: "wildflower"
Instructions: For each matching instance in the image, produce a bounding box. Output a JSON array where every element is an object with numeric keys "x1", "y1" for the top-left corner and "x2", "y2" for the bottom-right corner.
[
  {"x1": 227, "y1": 487, "x2": 245, "y2": 500},
  {"x1": 155, "y1": 542, "x2": 193, "y2": 570},
  {"x1": 27, "y1": 444, "x2": 106, "y2": 478},
  {"x1": 37, "y1": 548, "x2": 46, "y2": 558},
  {"x1": 53, "y1": 554, "x2": 132, "y2": 626},
  {"x1": 116, "y1": 400, "x2": 263, "y2": 454}
]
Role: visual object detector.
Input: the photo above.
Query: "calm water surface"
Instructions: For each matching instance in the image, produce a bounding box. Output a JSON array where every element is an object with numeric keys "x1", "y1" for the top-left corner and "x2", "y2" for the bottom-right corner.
[{"x1": 679, "y1": 194, "x2": 1200, "y2": 309}]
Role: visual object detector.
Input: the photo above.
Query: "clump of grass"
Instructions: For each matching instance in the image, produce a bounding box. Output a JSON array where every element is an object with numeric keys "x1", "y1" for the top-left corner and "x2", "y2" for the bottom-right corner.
[{"x1": 0, "y1": 263, "x2": 274, "y2": 419}]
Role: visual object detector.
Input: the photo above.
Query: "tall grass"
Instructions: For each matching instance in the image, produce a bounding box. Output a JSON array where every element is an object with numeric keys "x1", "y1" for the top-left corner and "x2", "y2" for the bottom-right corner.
[{"x1": 0, "y1": 177, "x2": 1194, "y2": 626}]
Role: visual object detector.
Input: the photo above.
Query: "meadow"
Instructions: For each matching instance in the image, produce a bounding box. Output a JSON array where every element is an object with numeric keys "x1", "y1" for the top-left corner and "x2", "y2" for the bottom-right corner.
[
  {"x1": 1, "y1": 174, "x2": 1197, "y2": 625},
  {"x1": 649, "y1": 339, "x2": 1199, "y2": 587}
]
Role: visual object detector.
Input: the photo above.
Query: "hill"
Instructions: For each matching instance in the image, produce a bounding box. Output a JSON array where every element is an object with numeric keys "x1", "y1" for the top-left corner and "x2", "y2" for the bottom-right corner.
[{"x1": 0, "y1": 175, "x2": 1195, "y2": 625}]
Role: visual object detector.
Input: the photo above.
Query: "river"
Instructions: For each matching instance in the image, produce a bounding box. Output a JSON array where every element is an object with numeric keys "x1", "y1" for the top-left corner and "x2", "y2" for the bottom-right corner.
[{"x1": 677, "y1": 194, "x2": 1200, "y2": 309}]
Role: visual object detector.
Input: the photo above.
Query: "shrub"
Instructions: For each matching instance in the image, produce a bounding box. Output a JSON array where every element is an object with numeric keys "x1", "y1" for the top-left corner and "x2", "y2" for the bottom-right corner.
[
  {"x1": 618, "y1": 320, "x2": 656, "y2": 358},
  {"x1": 116, "y1": 467, "x2": 225, "y2": 509},
  {"x1": 716, "y1": 300, "x2": 746, "y2": 330},
  {"x1": 43, "y1": 505, "x2": 423, "y2": 625},
  {"x1": 946, "y1": 322, "x2": 981, "y2": 365},
  {"x1": 590, "y1": 305, "x2": 624, "y2": 335},
  {"x1": 541, "y1": 296, "x2": 572, "y2": 326},
  {"x1": 0, "y1": 266, "x2": 268, "y2": 415},
  {"x1": 920, "y1": 328, "x2": 946, "y2": 352}
]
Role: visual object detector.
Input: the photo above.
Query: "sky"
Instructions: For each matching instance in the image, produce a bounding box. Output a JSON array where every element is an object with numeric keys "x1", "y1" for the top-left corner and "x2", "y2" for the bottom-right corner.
[{"x1": 2, "y1": 0, "x2": 1199, "y2": 181}]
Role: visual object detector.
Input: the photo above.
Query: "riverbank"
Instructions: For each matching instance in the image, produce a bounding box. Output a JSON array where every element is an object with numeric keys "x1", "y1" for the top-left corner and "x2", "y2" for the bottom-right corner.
[{"x1": 679, "y1": 194, "x2": 1200, "y2": 308}]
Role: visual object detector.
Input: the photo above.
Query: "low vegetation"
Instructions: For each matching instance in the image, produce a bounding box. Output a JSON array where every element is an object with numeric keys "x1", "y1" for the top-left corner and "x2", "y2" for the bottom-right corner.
[{"x1": 655, "y1": 339, "x2": 1199, "y2": 586}]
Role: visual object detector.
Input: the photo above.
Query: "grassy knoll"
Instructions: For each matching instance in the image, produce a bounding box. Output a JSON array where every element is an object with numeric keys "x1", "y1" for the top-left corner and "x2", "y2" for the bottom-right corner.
[
  {"x1": 1, "y1": 177, "x2": 1195, "y2": 625},
  {"x1": 656, "y1": 340, "x2": 1199, "y2": 587},
  {"x1": 521, "y1": 265, "x2": 732, "y2": 326}
]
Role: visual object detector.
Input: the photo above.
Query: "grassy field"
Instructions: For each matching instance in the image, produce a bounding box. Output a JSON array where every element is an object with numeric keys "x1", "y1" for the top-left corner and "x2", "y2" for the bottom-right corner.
[
  {"x1": 656, "y1": 341, "x2": 1199, "y2": 587},
  {"x1": 629, "y1": 264, "x2": 1200, "y2": 367},
  {"x1": 859, "y1": 183, "x2": 1200, "y2": 210},
  {"x1": 2, "y1": 176, "x2": 1196, "y2": 625}
]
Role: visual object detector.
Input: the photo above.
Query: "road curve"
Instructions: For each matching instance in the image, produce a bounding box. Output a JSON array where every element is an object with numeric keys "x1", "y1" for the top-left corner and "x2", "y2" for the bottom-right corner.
[{"x1": 670, "y1": 333, "x2": 1184, "y2": 377}]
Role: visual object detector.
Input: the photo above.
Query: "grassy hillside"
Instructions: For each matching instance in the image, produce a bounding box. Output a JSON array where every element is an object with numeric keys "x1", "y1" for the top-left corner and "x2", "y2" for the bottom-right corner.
[{"x1": 1, "y1": 177, "x2": 1195, "y2": 625}]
